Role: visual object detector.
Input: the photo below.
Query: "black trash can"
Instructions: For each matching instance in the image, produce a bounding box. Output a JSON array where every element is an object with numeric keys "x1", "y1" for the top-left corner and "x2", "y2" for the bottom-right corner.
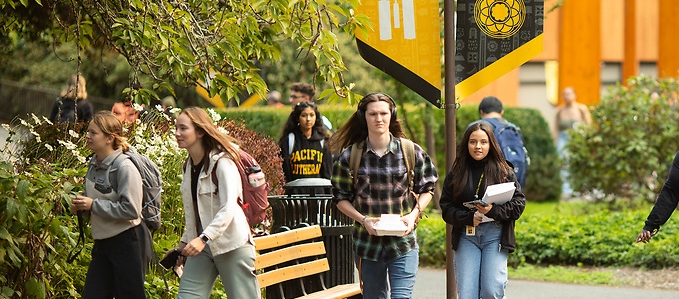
[{"x1": 266, "y1": 178, "x2": 355, "y2": 298}]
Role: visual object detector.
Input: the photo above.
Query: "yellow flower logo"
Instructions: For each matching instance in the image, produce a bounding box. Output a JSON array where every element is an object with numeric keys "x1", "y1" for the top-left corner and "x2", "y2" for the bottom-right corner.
[{"x1": 474, "y1": 0, "x2": 526, "y2": 39}]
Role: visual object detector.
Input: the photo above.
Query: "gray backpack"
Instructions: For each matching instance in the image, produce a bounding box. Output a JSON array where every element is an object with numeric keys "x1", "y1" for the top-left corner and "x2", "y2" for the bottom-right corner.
[{"x1": 109, "y1": 146, "x2": 163, "y2": 231}]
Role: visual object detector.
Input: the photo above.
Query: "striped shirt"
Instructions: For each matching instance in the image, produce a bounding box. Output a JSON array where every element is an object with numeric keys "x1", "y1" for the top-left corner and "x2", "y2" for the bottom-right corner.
[{"x1": 331, "y1": 136, "x2": 438, "y2": 261}]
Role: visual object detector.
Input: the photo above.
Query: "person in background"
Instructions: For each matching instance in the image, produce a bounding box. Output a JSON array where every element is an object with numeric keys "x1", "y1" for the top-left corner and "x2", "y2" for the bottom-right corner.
[
  {"x1": 169, "y1": 107, "x2": 260, "y2": 299},
  {"x1": 330, "y1": 93, "x2": 438, "y2": 299},
  {"x1": 266, "y1": 90, "x2": 284, "y2": 107},
  {"x1": 636, "y1": 150, "x2": 679, "y2": 243},
  {"x1": 555, "y1": 87, "x2": 592, "y2": 197},
  {"x1": 111, "y1": 101, "x2": 139, "y2": 124},
  {"x1": 439, "y1": 121, "x2": 526, "y2": 299},
  {"x1": 278, "y1": 101, "x2": 332, "y2": 194},
  {"x1": 289, "y1": 82, "x2": 333, "y2": 133},
  {"x1": 70, "y1": 111, "x2": 147, "y2": 298},
  {"x1": 49, "y1": 74, "x2": 94, "y2": 123}
]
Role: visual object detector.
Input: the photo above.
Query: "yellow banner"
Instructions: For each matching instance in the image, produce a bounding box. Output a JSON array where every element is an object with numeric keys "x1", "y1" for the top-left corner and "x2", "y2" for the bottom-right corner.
[{"x1": 356, "y1": 0, "x2": 441, "y2": 107}]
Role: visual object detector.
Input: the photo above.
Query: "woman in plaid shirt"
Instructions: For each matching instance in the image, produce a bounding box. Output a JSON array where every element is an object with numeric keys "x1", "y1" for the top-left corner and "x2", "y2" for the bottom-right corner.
[{"x1": 331, "y1": 93, "x2": 438, "y2": 299}]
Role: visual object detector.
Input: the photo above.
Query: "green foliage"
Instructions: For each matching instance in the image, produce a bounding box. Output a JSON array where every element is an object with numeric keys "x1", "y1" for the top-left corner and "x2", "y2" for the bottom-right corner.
[
  {"x1": 0, "y1": 160, "x2": 87, "y2": 298},
  {"x1": 417, "y1": 202, "x2": 679, "y2": 270},
  {"x1": 567, "y1": 75, "x2": 679, "y2": 200},
  {"x1": 0, "y1": 0, "x2": 371, "y2": 105},
  {"x1": 1, "y1": 110, "x2": 283, "y2": 298},
  {"x1": 514, "y1": 208, "x2": 679, "y2": 269},
  {"x1": 416, "y1": 216, "x2": 447, "y2": 268}
]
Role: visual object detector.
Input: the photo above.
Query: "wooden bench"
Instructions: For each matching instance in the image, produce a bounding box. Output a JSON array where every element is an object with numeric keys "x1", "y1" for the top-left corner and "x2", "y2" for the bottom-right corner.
[{"x1": 254, "y1": 225, "x2": 362, "y2": 299}]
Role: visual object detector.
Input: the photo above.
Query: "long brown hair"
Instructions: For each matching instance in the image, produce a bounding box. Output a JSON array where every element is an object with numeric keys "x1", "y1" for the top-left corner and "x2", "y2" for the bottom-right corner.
[
  {"x1": 179, "y1": 107, "x2": 240, "y2": 161},
  {"x1": 90, "y1": 111, "x2": 129, "y2": 152},
  {"x1": 330, "y1": 92, "x2": 405, "y2": 152},
  {"x1": 449, "y1": 121, "x2": 511, "y2": 198}
]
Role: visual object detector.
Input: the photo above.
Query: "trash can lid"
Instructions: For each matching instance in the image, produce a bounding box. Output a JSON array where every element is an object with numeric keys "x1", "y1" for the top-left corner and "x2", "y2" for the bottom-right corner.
[{"x1": 284, "y1": 178, "x2": 332, "y2": 189}]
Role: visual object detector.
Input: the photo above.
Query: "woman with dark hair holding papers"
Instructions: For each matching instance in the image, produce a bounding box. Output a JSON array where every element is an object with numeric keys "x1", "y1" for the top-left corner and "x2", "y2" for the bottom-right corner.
[{"x1": 439, "y1": 121, "x2": 526, "y2": 299}]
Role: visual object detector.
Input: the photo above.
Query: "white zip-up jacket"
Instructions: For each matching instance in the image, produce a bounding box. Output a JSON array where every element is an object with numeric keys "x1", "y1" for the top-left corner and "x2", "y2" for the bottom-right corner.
[{"x1": 180, "y1": 150, "x2": 251, "y2": 256}]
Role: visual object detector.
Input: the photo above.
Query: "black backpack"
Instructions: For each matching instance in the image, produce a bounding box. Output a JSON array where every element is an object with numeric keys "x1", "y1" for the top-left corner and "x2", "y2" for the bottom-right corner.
[{"x1": 483, "y1": 118, "x2": 529, "y2": 187}]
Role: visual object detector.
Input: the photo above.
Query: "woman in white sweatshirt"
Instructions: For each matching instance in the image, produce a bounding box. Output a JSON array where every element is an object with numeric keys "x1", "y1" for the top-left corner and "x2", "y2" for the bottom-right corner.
[{"x1": 170, "y1": 107, "x2": 260, "y2": 299}]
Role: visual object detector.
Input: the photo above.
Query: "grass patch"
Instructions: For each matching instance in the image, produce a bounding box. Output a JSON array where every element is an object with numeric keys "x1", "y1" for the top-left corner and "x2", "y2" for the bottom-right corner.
[{"x1": 510, "y1": 264, "x2": 617, "y2": 286}]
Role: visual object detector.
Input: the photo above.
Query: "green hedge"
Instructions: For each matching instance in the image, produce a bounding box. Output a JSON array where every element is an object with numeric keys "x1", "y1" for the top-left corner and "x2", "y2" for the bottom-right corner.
[
  {"x1": 416, "y1": 208, "x2": 679, "y2": 269},
  {"x1": 220, "y1": 103, "x2": 561, "y2": 202}
]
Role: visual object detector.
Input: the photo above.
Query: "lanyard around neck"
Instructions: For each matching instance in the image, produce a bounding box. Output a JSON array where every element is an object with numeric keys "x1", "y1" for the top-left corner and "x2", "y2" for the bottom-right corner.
[{"x1": 474, "y1": 173, "x2": 484, "y2": 199}]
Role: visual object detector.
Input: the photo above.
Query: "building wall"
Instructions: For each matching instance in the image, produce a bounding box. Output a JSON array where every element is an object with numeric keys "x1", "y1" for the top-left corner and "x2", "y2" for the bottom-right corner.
[{"x1": 459, "y1": 0, "x2": 664, "y2": 136}]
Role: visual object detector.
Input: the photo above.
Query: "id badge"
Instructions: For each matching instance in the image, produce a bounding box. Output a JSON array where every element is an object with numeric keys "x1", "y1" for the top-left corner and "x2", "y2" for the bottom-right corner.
[{"x1": 466, "y1": 225, "x2": 475, "y2": 236}]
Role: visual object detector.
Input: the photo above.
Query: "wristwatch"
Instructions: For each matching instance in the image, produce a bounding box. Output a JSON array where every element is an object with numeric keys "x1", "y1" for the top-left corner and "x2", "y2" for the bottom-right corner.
[{"x1": 198, "y1": 233, "x2": 210, "y2": 244}]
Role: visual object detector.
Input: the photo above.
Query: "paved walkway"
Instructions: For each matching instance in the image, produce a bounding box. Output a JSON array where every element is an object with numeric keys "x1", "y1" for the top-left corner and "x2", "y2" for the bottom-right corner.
[{"x1": 414, "y1": 267, "x2": 679, "y2": 299}]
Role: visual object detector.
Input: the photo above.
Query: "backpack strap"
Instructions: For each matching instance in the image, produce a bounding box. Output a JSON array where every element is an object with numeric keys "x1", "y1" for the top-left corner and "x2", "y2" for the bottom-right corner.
[
  {"x1": 400, "y1": 138, "x2": 416, "y2": 191},
  {"x1": 108, "y1": 152, "x2": 129, "y2": 192},
  {"x1": 349, "y1": 141, "x2": 365, "y2": 187}
]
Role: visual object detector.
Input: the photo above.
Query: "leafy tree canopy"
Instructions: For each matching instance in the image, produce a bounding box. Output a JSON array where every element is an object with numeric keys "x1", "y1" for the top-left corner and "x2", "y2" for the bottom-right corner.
[{"x1": 0, "y1": 0, "x2": 370, "y2": 105}]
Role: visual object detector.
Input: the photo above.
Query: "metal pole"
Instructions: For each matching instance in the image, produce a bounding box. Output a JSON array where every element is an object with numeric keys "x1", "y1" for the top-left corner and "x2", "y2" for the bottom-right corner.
[{"x1": 444, "y1": 0, "x2": 457, "y2": 298}]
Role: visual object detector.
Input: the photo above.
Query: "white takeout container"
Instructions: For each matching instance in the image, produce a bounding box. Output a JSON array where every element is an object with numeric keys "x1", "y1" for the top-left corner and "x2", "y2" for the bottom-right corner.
[{"x1": 373, "y1": 214, "x2": 408, "y2": 236}]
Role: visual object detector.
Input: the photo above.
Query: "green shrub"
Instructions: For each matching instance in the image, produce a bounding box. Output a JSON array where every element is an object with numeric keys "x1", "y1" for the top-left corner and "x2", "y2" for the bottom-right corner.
[
  {"x1": 567, "y1": 75, "x2": 679, "y2": 200},
  {"x1": 416, "y1": 205, "x2": 679, "y2": 269}
]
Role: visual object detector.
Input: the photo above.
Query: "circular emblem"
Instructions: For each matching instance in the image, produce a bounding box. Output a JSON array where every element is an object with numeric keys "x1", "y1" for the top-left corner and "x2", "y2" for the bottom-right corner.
[{"x1": 474, "y1": 0, "x2": 526, "y2": 39}]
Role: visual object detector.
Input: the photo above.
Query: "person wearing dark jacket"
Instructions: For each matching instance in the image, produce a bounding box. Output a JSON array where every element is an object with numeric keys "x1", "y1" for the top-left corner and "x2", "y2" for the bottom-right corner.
[
  {"x1": 636, "y1": 151, "x2": 679, "y2": 243},
  {"x1": 278, "y1": 101, "x2": 332, "y2": 194},
  {"x1": 439, "y1": 121, "x2": 526, "y2": 299},
  {"x1": 49, "y1": 74, "x2": 94, "y2": 123}
]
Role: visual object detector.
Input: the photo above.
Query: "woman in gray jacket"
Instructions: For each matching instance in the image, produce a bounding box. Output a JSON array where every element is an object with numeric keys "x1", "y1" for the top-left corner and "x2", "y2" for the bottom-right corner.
[
  {"x1": 169, "y1": 107, "x2": 260, "y2": 299},
  {"x1": 70, "y1": 111, "x2": 146, "y2": 298}
]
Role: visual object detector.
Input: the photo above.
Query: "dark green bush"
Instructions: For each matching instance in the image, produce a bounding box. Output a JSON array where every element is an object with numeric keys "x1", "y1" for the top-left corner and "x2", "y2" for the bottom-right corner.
[
  {"x1": 567, "y1": 75, "x2": 679, "y2": 200},
  {"x1": 416, "y1": 208, "x2": 679, "y2": 269}
]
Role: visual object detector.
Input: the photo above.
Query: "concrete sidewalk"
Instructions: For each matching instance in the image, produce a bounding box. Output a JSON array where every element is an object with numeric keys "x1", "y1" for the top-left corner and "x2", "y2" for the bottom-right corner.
[{"x1": 414, "y1": 267, "x2": 679, "y2": 299}]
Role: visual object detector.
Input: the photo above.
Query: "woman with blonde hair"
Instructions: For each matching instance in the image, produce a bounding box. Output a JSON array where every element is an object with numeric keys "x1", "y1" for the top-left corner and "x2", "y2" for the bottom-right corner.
[
  {"x1": 168, "y1": 107, "x2": 260, "y2": 298},
  {"x1": 70, "y1": 111, "x2": 148, "y2": 298},
  {"x1": 49, "y1": 74, "x2": 94, "y2": 123}
]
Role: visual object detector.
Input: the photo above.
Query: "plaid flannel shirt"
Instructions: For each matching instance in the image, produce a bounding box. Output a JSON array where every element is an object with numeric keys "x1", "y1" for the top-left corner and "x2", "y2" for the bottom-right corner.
[{"x1": 331, "y1": 136, "x2": 438, "y2": 262}]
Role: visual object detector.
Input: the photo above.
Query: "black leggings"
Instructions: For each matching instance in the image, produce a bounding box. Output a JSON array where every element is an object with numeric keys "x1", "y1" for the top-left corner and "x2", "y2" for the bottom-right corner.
[{"x1": 83, "y1": 224, "x2": 147, "y2": 299}]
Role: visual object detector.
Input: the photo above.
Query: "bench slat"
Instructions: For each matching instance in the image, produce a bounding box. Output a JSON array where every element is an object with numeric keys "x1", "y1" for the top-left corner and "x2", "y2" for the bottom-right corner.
[
  {"x1": 296, "y1": 283, "x2": 362, "y2": 299},
  {"x1": 255, "y1": 226, "x2": 323, "y2": 251},
  {"x1": 257, "y1": 258, "x2": 330, "y2": 288},
  {"x1": 255, "y1": 242, "x2": 326, "y2": 270}
]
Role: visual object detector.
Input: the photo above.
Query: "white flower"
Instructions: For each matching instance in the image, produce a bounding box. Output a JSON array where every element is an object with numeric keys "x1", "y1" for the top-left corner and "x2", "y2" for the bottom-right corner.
[
  {"x1": 44, "y1": 144, "x2": 53, "y2": 151},
  {"x1": 58, "y1": 140, "x2": 78, "y2": 150},
  {"x1": 31, "y1": 114, "x2": 41, "y2": 125},
  {"x1": 2, "y1": 124, "x2": 10, "y2": 131},
  {"x1": 133, "y1": 103, "x2": 144, "y2": 112},
  {"x1": 68, "y1": 130, "x2": 79, "y2": 138},
  {"x1": 207, "y1": 108, "x2": 221, "y2": 122},
  {"x1": 155, "y1": 104, "x2": 164, "y2": 112},
  {"x1": 77, "y1": 155, "x2": 87, "y2": 164},
  {"x1": 217, "y1": 126, "x2": 228, "y2": 135}
]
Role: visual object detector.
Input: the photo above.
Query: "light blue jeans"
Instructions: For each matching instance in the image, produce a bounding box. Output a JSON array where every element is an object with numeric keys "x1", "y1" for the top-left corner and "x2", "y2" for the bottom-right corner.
[
  {"x1": 557, "y1": 131, "x2": 573, "y2": 196},
  {"x1": 177, "y1": 244, "x2": 260, "y2": 299},
  {"x1": 455, "y1": 222, "x2": 508, "y2": 299},
  {"x1": 356, "y1": 246, "x2": 419, "y2": 299}
]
